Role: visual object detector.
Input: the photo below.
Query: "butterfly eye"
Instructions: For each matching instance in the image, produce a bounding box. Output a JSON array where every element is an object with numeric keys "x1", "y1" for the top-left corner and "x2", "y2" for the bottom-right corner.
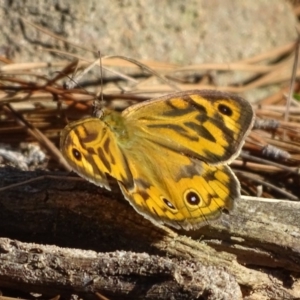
[
  {"x1": 218, "y1": 104, "x2": 232, "y2": 116},
  {"x1": 72, "y1": 148, "x2": 82, "y2": 161},
  {"x1": 162, "y1": 198, "x2": 176, "y2": 210},
  {"x1": 185, "y1": 191, "x2": 201, "y2": 206}
]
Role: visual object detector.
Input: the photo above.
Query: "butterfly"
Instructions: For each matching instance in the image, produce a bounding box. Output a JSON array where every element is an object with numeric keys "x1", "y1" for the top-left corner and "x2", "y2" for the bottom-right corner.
[{"x1": 60, "y1": 90, "x2": 254, "y2": 230}]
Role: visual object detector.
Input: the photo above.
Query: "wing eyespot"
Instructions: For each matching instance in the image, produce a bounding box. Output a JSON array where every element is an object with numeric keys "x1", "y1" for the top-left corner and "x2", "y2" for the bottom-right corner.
[
  {"x1": 72, "y1": 148, "x2": 82, "y2": 161},
  {"x1": 162, "y1": 197, "x2": 176, "y2": 210},
  {"x1": 218, "y1": 104, "x2": 232, "y2": 116},
  {"x1": 222, "y1": 208, "x2": 230, "y2": 214},
  {"x1": 185, "y1": 190, "x2": 201, "y2": 206}
]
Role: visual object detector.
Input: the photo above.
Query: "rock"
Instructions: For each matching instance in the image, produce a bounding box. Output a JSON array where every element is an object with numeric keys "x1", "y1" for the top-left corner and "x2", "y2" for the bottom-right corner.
[{"x1": 0, "y1": 0, "x2": 296, "y2": 64}]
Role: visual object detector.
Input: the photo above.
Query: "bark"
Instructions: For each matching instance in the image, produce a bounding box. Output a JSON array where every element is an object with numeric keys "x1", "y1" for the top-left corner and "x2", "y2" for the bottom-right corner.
[{"x1": 0, "y1": 167, "x2": 299, "y2": 300}]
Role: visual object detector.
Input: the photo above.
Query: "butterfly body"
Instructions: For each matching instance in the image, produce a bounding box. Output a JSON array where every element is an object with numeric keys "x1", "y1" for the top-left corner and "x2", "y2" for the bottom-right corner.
[{"x1": 60, "y1": 90, "x2": 254, "y2": 230}]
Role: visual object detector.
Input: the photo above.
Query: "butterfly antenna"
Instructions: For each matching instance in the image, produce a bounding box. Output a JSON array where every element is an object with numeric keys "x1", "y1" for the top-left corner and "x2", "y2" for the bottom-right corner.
[
  {"x1": 99, "y1": 50, "x2": 104, "y2": 105},
  {"x1": 93, "y1": 51, "x2": 105, "y2": 117}
]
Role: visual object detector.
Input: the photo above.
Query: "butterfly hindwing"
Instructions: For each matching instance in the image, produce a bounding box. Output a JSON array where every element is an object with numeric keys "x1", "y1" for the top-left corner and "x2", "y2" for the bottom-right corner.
[{"x1": 118, "y1": 147, "x2": 239, "y2": 230}]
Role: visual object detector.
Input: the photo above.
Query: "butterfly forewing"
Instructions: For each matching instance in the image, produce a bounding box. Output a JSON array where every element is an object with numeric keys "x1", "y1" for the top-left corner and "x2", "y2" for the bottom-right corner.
[
  {"x1": 60, "y1": 117, "x2": 133, "y2": 190},
  {"x1": 123, "y1": 90, "x2": 254, "y2": 165}
]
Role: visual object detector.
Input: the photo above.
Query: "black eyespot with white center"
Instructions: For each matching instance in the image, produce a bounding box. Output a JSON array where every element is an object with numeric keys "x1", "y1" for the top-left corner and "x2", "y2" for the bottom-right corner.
[
  {"x1": 218, "y1": 104, "x2": 232, "y2": 116},
  {"x1": 72, "y1": 148, "x2": 82, "y2": 161},
  {"x1": 162, "y1": 198, "x2": 176, "y2": 210},
  {"x1": 185, "y1": 191, "x2": 201, "y2": 206}
]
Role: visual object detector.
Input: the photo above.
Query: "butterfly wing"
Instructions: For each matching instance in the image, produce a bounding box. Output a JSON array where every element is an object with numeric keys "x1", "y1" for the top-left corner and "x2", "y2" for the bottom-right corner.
[
  {"x1": 60, "y1": 116, "x2": 133, "y2": 190},
  {"x1": 116, "y1": 90, "x2": 254, "y2": 229},
  {"x1": 117, "y1": 139, "x2": 239, "y2": 230},
  {"x1": 123, "y1": 89, "x2": 254, "y2": 165}
]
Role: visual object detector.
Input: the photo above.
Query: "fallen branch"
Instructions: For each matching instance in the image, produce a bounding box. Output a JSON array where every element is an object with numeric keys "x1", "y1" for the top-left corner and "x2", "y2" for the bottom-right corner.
[{"x1": 0, "y1": 167, "x2": 300, "y2": 299}]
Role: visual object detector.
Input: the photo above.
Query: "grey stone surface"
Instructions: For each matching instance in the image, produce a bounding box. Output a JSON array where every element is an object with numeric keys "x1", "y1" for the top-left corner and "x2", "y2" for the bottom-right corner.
[{"x1": 0, "y1": 0, "x2": 297, "y2": 64}]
